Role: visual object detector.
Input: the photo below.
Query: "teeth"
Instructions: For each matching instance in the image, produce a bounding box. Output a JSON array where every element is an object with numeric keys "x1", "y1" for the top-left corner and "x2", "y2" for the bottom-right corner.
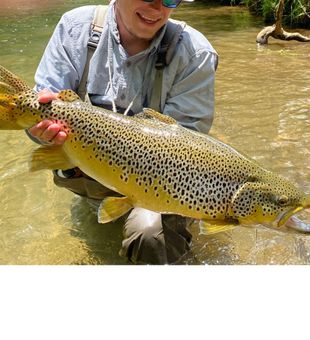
[{"x1": 140, "y1": 14, "x2": 158, "y2": 23}]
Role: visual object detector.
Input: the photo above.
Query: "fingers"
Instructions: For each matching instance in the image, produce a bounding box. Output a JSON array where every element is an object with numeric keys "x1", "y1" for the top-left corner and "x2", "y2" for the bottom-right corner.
[
  {"x1": 37, "y1": 89, "x2": 58, "y2": 104},
  {"x1": 28, "y1": 90, "x2": 67, "y2": 145},
  {"x1": 54, "y1": 131, "x2": 67, "y2": 145},
  {"x1": 28, "y1": 119, "x2": 67, "y2": 145}
]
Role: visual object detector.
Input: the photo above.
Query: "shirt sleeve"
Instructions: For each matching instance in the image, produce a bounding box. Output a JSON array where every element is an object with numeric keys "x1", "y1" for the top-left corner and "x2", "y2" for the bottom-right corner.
[
  {"x1": 163, "y1": 49, "x2": 218, "y2": 135},
  {"x1": 34, "y1": 9, "x2": 92, "y2": 93}
]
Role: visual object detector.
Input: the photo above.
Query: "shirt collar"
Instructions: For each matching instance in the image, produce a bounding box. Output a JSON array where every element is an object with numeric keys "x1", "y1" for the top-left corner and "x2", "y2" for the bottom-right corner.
[{"x1": 108, "y1": 1, "x2": 121, "y2": 44}]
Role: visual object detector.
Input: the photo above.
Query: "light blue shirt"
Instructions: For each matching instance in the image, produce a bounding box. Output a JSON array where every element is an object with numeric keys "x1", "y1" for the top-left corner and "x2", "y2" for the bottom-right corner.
[{"x1": 34, "y1": 2, "x2": 218, "y2": 134}]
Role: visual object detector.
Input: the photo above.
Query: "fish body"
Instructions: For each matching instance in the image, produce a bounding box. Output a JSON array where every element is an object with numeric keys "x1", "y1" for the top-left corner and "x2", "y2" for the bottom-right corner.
[{"x1": 0, "y1": 65, "x2": 309, "y2": 233}]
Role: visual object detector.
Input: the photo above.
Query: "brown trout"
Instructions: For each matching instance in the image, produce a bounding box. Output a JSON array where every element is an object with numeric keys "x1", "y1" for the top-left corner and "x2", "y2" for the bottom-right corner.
[{"x1": 0, "y1": 65, "x2": 309, "y2": 234}]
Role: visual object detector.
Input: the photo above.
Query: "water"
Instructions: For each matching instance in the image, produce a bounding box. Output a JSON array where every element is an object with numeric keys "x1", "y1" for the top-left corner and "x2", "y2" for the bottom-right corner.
[{"x1": 0, "y1": 2, "x2": 309, "y2": 264}]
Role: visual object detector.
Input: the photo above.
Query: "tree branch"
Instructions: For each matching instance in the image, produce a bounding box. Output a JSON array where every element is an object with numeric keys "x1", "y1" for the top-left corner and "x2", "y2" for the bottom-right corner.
[{"x1": 256, "y1": 0, "x2": 310, "y2": 44}]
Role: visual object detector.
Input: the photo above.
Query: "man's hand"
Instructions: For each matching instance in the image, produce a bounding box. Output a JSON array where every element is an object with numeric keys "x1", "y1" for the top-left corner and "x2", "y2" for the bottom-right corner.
[{"x1": 27, "y1": 89, "x2": 68, "y2": 145}]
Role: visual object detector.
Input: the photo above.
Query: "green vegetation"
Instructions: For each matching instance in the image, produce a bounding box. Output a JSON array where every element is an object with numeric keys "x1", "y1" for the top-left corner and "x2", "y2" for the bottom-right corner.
[
  {"x1": 197, "y1": 0, "x2": 309, "y2": 27},
  {"x1": 243, "y1": 0, "x2": 310, "y2": 27}
]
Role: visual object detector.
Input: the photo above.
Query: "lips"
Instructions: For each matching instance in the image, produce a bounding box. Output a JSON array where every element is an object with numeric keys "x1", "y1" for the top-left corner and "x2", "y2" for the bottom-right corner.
[{"x1": 137, "y1": 12, "x2": 161, "y2": 25}]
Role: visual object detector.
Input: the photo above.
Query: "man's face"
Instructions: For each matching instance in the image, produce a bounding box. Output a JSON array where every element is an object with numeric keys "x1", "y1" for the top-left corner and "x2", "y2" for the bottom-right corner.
[{"x1": 115, "y1": 0, "x2": 173, "y2": 41}]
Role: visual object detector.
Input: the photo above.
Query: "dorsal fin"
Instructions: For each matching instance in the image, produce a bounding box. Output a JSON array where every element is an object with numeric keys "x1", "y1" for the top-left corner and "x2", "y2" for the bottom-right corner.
[
  {"x1": 57, "y1": 90, "x2": 81, "y2": 102},
  {"x1": 136, "y1": 108, "x2": 178, "y2": 125}
]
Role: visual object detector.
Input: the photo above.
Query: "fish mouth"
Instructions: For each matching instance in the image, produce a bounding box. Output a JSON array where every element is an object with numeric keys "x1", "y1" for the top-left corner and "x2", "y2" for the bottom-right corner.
[
  {"x1": 277, "y1": 206, "x2": 304, "y2": 228},
  {"x1": 277, "y1": 196, "x2": 310, "y2": 232}
]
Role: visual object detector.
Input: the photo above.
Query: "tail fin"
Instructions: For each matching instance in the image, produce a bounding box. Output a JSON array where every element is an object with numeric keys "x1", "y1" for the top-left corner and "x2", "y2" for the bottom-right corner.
[
  {"x1": 0, "y1": 65, "x2": 33, "y2": 130},
  {"x1": 0, "y1": 65, "x2": 31, "y2": 94}
]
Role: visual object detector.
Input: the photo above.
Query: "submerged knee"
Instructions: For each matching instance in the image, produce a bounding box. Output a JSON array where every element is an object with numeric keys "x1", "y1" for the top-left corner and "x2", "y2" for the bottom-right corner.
[{"x1": 121, "y1": 208, "x2": 167, "y2": 264}]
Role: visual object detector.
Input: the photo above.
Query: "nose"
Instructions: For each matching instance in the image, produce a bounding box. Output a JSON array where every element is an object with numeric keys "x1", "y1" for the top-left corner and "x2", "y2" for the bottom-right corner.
[{"x1": 147, "y1": 0, "x2": 163, "y2": 10}]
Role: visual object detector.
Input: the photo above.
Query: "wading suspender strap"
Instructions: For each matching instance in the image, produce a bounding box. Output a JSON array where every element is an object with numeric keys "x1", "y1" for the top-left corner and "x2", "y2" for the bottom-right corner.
[
  {"x1": 149, "y1": 19, "x2": 186, "y2": 111},
  {"x1": 77, "y1": 5, "x2": 185, "y2": 110},
  {"x1": 77, "y1": 5, "x2": 108, "y2": 101}
]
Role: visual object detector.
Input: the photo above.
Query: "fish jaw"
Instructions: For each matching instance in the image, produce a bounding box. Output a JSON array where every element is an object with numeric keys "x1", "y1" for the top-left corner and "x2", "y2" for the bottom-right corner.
[
  {"x1": 278, "y1": 195, "x2": 310, "y2": 231},
  {"x1": 277, "y1": 206, "x2": 304, "y2": 228},
  {"x1": 283, "y1": 215, "x2": 310, "y2": 233},
  {"x1": 228, "y1": 177, "x2": 310, "y2": 231}
]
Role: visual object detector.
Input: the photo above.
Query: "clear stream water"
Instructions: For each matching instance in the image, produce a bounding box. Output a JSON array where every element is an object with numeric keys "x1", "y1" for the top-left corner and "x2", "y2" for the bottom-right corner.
[{"x1": 0, "y1": 1, "x2": 309, "y2": 264}]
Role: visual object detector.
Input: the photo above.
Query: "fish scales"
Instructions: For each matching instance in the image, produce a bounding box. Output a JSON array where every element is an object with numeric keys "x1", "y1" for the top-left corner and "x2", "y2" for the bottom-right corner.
[
  {"x1": 52, "y1": 99, "x2": 258, "y2": 219},
  {"x1": 0, "y1": 65, "x2": 309, "y2": 233},
  {"x1": 6, "y1": 90, "x2": 303, "y2": 219}
]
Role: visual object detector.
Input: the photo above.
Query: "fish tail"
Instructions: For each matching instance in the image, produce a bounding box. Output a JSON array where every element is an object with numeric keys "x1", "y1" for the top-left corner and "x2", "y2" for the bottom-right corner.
[
  {"x1": 0, "y1": 65, "x2": 31, "y2": 95},
  {"x1": 0, "y1": 65, "x2": 35, "y2": 130}
]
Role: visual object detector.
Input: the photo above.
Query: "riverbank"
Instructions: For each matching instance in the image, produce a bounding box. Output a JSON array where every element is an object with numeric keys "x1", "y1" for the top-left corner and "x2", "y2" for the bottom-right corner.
[{"x1": 194, "y1": 0, "x2": 310, "y2": 28}]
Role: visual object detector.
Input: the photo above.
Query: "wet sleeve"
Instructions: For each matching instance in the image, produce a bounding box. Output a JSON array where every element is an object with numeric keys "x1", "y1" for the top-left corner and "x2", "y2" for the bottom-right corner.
[
  {"x1": 163, "y1": 50, "x2": 218, "y2": 135},
  {"x1": 34, "y1": 12, "x2": 90, "y2": 93}
]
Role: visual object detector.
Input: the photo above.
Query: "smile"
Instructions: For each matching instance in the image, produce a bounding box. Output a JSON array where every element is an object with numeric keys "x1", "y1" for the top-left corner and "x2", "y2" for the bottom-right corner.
[{"x1": 137, "y1": 12, "x2": 161, "y2": 24}]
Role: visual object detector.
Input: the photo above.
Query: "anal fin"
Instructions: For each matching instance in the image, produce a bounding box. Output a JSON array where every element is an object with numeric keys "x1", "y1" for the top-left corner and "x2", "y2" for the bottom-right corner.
[
  {"x1": 29, "y1": 146, "x2": 75, "y2": 172},
  {"x1": 98, "y1": 196, "x2": 133, "y2": 224}
]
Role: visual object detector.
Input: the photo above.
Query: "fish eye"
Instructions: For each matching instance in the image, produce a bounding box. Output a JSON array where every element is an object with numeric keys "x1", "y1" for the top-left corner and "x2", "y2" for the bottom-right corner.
[{"x1": 278, "y1": 195, "x2": 289, "y2": 205}]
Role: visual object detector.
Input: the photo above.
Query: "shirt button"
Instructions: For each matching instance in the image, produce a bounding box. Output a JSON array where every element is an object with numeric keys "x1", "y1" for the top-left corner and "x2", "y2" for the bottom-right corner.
[
  {"x1": 120, "y1": 94, "x2": 126, "y2": 100},
  {"x1": 126, "y1": 61, "x2": 131, "y2": 67}
]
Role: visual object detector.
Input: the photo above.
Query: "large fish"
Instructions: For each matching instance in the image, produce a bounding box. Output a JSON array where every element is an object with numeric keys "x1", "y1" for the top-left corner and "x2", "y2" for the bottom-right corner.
[{"x1": 0, "y1": 65, "x2": 309, "y2": 234}]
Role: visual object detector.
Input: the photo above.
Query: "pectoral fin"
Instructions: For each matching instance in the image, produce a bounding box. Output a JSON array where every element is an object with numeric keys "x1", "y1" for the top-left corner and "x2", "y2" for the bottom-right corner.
[
  {"x1": 98, "y1": 196, "x2": 133, "y2": 224},
  {"x1": 199, "y1": 220, "x2": 238, "y2": 236},
  {"x1": 29, "y1": 146, "x2": 75, "y2": 172}
]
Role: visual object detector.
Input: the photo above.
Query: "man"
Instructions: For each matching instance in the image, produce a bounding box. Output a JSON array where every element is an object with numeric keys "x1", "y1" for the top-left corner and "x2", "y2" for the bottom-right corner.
[{"x1": 27, "y1": 0, "x2": 218, "y2": 264}]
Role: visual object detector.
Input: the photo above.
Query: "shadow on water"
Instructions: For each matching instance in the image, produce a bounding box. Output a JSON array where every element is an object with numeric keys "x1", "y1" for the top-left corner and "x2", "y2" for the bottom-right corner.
[
  {"x1": 69, "y1": 197, "x2": 127, "y2": 265},
  {"x1": 0, "y1": 2, "x2": 309, "y2": 264}
]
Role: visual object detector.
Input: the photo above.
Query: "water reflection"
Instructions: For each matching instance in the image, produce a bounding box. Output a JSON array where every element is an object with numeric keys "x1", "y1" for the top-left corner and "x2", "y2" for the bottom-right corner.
[
  {"x1": 69, "y1": 197, "x2": 126, "y2": 265},
  {"x1": 0, "y1": 2, "x2": 309, "y2": 264}
]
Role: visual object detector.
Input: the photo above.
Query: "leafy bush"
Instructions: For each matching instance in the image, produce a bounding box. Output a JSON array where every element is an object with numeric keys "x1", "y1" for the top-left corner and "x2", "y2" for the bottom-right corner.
[{"x1": 243, "y1": 0, "x2": 310, "y2": 26}]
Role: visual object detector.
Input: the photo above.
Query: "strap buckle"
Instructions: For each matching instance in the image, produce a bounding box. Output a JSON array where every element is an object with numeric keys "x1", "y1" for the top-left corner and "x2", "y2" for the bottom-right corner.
[{"x1": 88, "y1": 31, "x2": 102, "y2": 49}]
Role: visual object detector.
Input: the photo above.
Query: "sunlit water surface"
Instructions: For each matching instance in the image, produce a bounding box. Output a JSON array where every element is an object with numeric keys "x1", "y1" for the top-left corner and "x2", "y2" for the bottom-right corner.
[{"x1": 0, "y1": 2, "x2": 309, "y2": 264}]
